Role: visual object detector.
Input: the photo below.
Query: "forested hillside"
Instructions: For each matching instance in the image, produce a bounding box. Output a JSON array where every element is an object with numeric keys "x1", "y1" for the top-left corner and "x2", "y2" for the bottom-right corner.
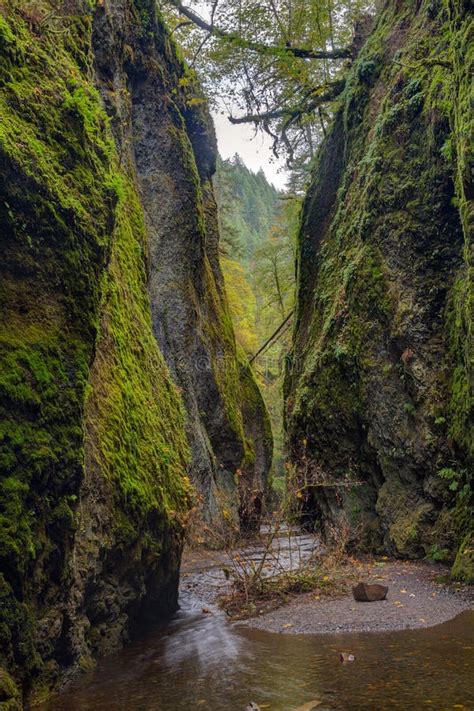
[{"x1": 214, "y1": 156, "x2": 298, "y2": 477}]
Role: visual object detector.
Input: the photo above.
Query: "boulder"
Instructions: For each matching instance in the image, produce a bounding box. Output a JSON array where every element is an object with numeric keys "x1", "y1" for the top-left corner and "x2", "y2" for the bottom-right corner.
[{"x1": 352, "y1": 582, "x2": 388, "y2": 602}]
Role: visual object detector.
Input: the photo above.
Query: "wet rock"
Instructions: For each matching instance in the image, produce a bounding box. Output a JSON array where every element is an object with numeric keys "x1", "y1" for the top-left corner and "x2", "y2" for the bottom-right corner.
[
  {"x1": 339, "y1": 653, "x2": 355, "y2": 662},
  {"x1": 352, "y1": 582, "x2": 388, "y2": 602}
]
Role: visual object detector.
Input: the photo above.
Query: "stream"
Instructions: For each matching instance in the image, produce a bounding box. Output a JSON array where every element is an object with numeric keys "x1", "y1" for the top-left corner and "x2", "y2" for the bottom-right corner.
[{"x1": 41, "y1": 534, "x2": 474, "y2": 710}]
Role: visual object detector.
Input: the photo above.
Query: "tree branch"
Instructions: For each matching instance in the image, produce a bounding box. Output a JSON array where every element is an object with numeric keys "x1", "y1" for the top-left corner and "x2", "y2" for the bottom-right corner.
[
  {"x1": 228, "y1": 79, "x2": 345, "y2": 124},
  {"x1": 168, "y1": 0, "x2": 352, "y2": 60}
]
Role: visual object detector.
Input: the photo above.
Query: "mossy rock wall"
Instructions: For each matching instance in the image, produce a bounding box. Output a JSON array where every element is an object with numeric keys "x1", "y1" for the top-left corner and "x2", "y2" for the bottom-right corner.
[
  {"x1": 93, "y1": 0, "x2": 272, "y2": 527},
  {"x1": 285, "y1": 0, "x2": 472, "y2": 577},
  {"x1": 0, "y1": 0, "x2": 270, "y2": 703}
]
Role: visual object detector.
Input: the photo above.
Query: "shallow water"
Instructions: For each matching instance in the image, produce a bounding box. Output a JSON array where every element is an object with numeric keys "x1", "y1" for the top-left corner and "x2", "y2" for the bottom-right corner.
[{"x1": 41, "y1": 595, "x2": 474, "y2": 710}]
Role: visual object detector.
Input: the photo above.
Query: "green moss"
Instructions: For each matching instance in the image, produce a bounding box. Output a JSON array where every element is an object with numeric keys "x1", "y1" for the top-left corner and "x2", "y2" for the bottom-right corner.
[
  {"x1": 287, "y1": 0, "x2": 472, "y2": 565},
  {"x1": 0, "y1": 8, "x2": 114, "y2": 678},
  {"x1": 0, "y1": 666, "x2": 21, "y2": 710},
  {"x1": 451, "y1": 532, "x2": 474, "y2": 584},
  {"x1": 85, "y1": 178, "x2": 191, "y2": 519},
  {"x1": 0, "y1": 0, "x2": 192, "y2": 694}
]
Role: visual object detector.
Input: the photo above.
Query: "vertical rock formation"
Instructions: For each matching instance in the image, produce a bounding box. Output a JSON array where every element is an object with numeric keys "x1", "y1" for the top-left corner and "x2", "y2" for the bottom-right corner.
[
  {"x1": 285, "y1": 0, "x2": 472, "y2": 578},
  {"x1": 0, "y1": 0, "x2": 271, "y2": 704},
  {"x1": 93, "y1": 0, "x2": 272, "y2": 529}
]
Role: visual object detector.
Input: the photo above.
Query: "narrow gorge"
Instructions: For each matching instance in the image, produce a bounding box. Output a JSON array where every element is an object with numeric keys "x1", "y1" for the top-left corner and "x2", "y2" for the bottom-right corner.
[{"x1": 0, "y1": 0, "x2": 472, "y2": 708}]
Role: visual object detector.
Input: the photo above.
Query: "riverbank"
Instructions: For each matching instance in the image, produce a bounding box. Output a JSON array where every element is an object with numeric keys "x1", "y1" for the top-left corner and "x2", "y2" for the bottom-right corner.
[
  {"x1": 181, "y1": 538, "x2": 474, "y2": 635},
  {"x1": 38, "y1": 538, "x2": 474, "y2": 710},
  {"x1": 245, "y1": 558, "x2": 474, "y2": 635}
]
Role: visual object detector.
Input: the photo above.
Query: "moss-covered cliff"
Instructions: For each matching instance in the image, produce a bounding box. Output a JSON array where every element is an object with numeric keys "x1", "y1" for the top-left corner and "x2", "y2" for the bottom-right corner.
[
  {"x1": 285, "y1": 0, "x2": 472, "y2": 578},
  {"x1": 94, "y1": 0, "x2": 272, "y2": 531},
  {"x1": 0, "y1": 0, "x2": 271, "y2": 704}
]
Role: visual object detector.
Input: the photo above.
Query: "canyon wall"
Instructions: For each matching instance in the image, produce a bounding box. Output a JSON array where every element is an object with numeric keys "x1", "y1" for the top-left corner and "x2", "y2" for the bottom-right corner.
[
  {"x1": 285, "y1": 0, "x2": 472, "y2": 579},
  {"x1": 0, "y1": 0, "x2": 271, "y2": 704}
]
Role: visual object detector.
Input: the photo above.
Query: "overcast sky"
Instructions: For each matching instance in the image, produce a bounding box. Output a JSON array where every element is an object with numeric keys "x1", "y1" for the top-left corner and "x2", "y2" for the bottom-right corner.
[{"x1": 212, "y1": 111, "x2": 288, "y2": 190}]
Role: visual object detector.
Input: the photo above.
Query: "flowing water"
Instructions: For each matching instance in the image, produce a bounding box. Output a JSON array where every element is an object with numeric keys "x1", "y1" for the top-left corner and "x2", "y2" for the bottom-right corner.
[{"x1": 41, "y1": 591, "x2": 474, "y2": 710}]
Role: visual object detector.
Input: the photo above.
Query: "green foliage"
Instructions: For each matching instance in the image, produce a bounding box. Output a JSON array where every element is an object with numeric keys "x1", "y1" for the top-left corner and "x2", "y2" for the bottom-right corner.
[
  {"x1": 427, "y1": 544, "x2": 451, "y2": 563},
  {"x1": 215, "y1": 155, "x2": 297, "y2": 476},
  {"x1": 437, "y1": 467, "x2": 461, "y2": 492},
  {"x1": 214, "y1": 155, "x2": 280, "y2": 260},
  {"x1": 451, "y1": 532, "x2": 474, "y2": 584},
  {"x1": 221, "y1": 256, "x2": 258, "y2": 353},
  {"x1": 163, "y1": 0, "x2": 372, "y2": 163}
]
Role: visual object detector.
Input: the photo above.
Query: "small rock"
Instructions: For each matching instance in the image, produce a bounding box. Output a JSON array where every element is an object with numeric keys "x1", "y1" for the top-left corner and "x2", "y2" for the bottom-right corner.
[
  {"x1": 352, "y1": 582, "x2": 388, "y2": 602},
  {"x1": 339, "y1": 652, "x2": 355, "y2": 662}
]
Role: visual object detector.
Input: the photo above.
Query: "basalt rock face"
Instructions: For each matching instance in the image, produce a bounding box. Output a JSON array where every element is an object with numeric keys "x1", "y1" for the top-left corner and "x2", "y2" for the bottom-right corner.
[
  {"x1": 285, "y1": 0, "x2": 472, "y2": 578},
  {"x1": 0, "y1": 0, "x2": 270, "y2": 703},
  {"x1": 93, "y1": 0, "x2": 272, "y2": 529}
]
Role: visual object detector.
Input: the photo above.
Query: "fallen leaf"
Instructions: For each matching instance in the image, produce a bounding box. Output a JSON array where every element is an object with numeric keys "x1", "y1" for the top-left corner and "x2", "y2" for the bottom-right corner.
[{"x1": 292, "y1": 701, "x2": 322, "y2": 711}]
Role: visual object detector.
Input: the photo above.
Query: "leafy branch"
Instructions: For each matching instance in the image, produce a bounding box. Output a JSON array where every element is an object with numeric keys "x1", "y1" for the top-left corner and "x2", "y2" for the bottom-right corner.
[
  {"x1": 167, "y1": 0, "x2": 352, "y2": 60},
  {"x1": 229, "y1": 79, "x2": 346, "y2": 124}
]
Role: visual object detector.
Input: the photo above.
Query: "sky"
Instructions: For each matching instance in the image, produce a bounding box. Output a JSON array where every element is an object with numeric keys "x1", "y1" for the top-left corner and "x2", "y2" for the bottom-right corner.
[{"x1": 212, "y1": 110, "x2": 289, "y2": 190}]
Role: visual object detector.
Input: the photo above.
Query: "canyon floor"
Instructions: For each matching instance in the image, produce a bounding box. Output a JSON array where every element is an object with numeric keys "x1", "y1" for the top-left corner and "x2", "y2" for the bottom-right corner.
[{"x1": 181, "y1": 532, "x2": 474, "y2": 635}]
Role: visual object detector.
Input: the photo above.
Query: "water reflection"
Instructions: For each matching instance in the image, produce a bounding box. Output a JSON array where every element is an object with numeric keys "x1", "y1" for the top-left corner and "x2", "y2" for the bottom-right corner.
[{"x1": 41, "y1": 608, "x2": 474, "y2": 710}]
